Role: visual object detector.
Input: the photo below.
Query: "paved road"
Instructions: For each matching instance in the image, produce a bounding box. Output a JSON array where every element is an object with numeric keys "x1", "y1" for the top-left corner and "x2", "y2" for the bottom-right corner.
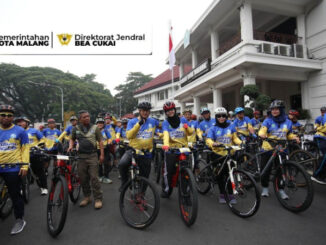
[{"x1": 1, "y1": 168, "x2": 325, "y2": 245}]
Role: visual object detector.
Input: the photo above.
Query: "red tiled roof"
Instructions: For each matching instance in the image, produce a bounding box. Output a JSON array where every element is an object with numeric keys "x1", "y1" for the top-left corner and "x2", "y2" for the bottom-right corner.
[
  {"x1": 134, "y1": 65, "x2": 192, "y2": 95},
  {"x1": 121, "y1": 113, "x2": 135, "y2": 119}
]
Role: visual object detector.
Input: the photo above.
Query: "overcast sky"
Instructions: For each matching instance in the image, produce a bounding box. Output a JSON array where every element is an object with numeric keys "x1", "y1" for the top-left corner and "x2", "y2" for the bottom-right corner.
[{"x1": 0, "y1": 0, "x2": 213, "y2": 95}]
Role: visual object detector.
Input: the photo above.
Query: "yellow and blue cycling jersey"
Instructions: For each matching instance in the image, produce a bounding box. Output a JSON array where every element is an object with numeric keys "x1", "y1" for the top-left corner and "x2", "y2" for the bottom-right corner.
[
  {"x1": 206, "y1": 123, "x2": 241, "y2": 156},
  {"x1": 182, "y1": 117, "x2": 198, "y2": 143},
  {"x1": 315, "y1": 115, "x2": 326, "y2": 140},
  {"x1": 0, "y1": 124, "x2": 30, "y2": 172},
  {"x1": 126, "y1": 117, "x2": 159, "y2": 151},
  {"x1": 163, "y1": 117, "x2": 194, "y2": 148},
  {"x1": 233, "y1": 116, "x2": 253, "y2": 136},
  {"x1": 116, "y1": 127, "x2": 127, "y2": 141},
  {"x1": 315, "y1": 115, "x2": 324, "y2": 128},
  {"x1": 198, "y1": 118, "x2": 215, "y2": 140},
  {"x1": 154, "y1": 128, "x2": 163, "y2": 139},
  {"x1": 97, "y1": 128, "x2": 112, "y2": 149},
  {"x1": 258, "y1": 117, "x2": 296, "y2": 150},
  {"x1": 105, "y1": 124, "x2": 116, "y2": 140},
  {"x1": 43, "y1": 128, "x2": 61, "y2": 151},
  {"x1": 251, "y1": 118, "x2": 261, "y2": 131},
  {"x1": 291, "y1": 121, "x2": 302, "y2": 132},
  {"x1": 26, "y1": 128, "x2": 44, "y2": 147},
  {"x1": 58, "y1": 125, "x2": 74, "y2": 142}
]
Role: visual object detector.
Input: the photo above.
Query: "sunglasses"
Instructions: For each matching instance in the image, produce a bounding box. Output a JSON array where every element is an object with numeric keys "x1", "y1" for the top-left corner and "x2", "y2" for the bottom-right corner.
[
  {"x1": 216, "y1": 114, "x2": 227, "y2": 118},
  {"x1": 0, "y1": 113, "x2": 13, "y2": 118}
]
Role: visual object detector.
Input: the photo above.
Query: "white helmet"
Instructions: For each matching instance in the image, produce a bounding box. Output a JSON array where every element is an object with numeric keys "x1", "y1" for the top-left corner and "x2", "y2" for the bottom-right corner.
[
  {"x1": 215, "y1": 107, "x2": 227, "y2": 115},
  {"x1": 228, "y1": 111, "x2": 234, "y2": 116}
]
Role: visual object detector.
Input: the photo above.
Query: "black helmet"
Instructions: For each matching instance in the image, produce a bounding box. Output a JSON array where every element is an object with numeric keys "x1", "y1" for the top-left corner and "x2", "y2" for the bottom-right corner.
[
  {"x1": 270, "y1": 100, "x2": 285, "y2": 109},
  {"x1": 0, "y1": 104, "x2": 14, "y2": 113},
  {"x1": 121, "y1": 118, "x2": 128, "y2": 124},
  {"x1": 138, "y1": 101, "x2": 152, "y2": 110},
  {"x1": 321, "y1": 106, "x2": 326, "y2": 112}
]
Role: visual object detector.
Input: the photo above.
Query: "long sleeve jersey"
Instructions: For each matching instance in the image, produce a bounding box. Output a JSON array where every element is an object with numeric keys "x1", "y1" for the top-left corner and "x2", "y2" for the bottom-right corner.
[{"x1": 43, "y1": 128, "x2": 61, "y2": 151}]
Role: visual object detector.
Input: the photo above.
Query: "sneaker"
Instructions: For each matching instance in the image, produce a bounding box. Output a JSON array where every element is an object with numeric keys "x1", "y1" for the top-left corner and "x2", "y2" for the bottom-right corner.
[
  {"x1": 261, "y1": 187, "x2": 269, "y2": 197},
  {"x1": 40, "y1": 188, "x2": 48, "y2": 195},
  {"x1": 94, "y1": 200, "x2": 103, "y2": 209},
  {"x1": 102, "y1": 178, "x2": 113, "y2": 184},
  {"x1": 219, "y1": 194, "x2": 226, "y2": 204},
  {"x1": 79, "y1": 197, "x2": 92, "y2": 207},
  {"x1": 98, "y1": 176, "x2": 103, "y2": 182},
  {"x1": 278, "y1": 189, "x2": 289, "y2": 200},
  {"x1": 10, "y1": 219, "x2": 26, "y2": 235},
  {"x1": 311, "y1": 176, "x2": 326, "y2": 185},
  {"x1": 160, "y1": 191, "x2": 169, "y2": 198},
  {"x1": 229, "y1": 195, "x2": 237, "y2": 205}
]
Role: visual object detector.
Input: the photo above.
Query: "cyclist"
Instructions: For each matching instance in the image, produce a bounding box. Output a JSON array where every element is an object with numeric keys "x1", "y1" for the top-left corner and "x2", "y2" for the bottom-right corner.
[
  {"x1": 161, "y1": 101, "x2": 194, "y2": 198},
  {"x1": 197, "y1": 108, "x2": 215, "y2": 141},
  {"x1": 15, "y1": 117, "x2": 48, "y2": 195},
  {"x1": 251, "y1": 110, "x2": 262, "y2": 132},
  {"x1": 182, "y1": 109, "x2": 198, "y2": 146},
  {"x1": 105, "y1": 114, "x2": 118, "y2": 168},
  {"x1": 0, "y1": 105, "x2": 29, "y2": 234},
  {"x1": 315, "y1": 106, "x2": 326, "y2": 129},
  {"x1": 118, "y1": 102, "x2": 159, "y2": 192},
  {"x1": 288, "y1": 109, "x2": 302, "y2": 134},
  {"x1": 57, "y1": 116, "x2": 78, "y2": 145},
  {"x1": 233, "y1": 107, "x2": 255, "y2": 140},
  {"x1": 258, "y1": 100, "x2": 300, "y2": 198},
  {"x1": 96, "y1": 118, "x2": 113, "y2": 184},
  {"x1": 206, "y1": 107, "x2": 241, "y2": 203},
  {"x1": 43, "y1": 118, "x2": 61, "y2": 154},
  {"x1": 116, "y1": 118, "x2": 128, "y2": 159},
  {"x1": 312, "y1": 113, "x2": 326, "y2": 184},
  {"x1": 228, "y1": 111, "x2": 235, "y2": 122}
]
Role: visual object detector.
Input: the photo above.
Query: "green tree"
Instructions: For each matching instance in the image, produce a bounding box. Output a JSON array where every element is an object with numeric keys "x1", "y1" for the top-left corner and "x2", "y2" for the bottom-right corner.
[
  {"x1": 240, "y1": 84, "x2": 271, "y2": 111},
  {"x1": 114, "y1": 72, "x2": 153, "y2": 115}
]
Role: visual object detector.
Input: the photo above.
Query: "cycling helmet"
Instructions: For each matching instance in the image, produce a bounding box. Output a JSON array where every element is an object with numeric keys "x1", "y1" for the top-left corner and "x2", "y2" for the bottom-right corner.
[
  {"x1": 138, "y1": 101, "x2": 152, "y2": 110},
  {"x1": 228, "y1": 111, "x2": 234, "y2": 116},
  {"x1": 121, "y1": 118, "x2": 128, "y2": 124},
  {"x1": 0, "y1": 104, "x2": 14, "y2": 113},
  {"x1": 253, "y1": 110, "x2": 261, "y2": 115},
  {"x1": 191, "y1": 114, "x2": 197, "y2": 120},
  {"x1": 47, "y1": 118, "x2": 55, "y2": 123},
  {"x1": 214, "y1": 107, "x2": 227, "y2": 115},
  {"x1": 270, "y1": 100, "x2": 285, "y2": 109},
  {"x1": 95, "y1": 118, "x2": 105, "y2": 124},
  {"x1": 183, "y1": 109, "x2": 192, "y2": 115},
  {"x1": 14, "y1": 116, "x2": 30, "y2": 124},
  {"x1": 289, "y1": 109, "x2": 299, "y2": 117},
  {"x1": 70, "y1": 116, "x2": 78, "y2": 121},
  {"x1": 200, "y1": 107, "x2": 210, "y2": 115},
  {"x1": 320, "y1": 106, "x2": 326, "y2": 112},
  {"x1": 163, "y1": 101, "x2": 176, "y2": 112},
  {"x1": 234, "y1": 107, "x2": 245, "y2": 114}
]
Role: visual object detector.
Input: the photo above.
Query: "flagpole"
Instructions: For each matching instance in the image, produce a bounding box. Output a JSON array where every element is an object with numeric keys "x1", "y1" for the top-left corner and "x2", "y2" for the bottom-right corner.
[
  {"x1": 169, "y1": 20, "x2": 174, "y2": 101},
  {"x1": 171, "y1": 65, "x2": 174, "y2": 100}
]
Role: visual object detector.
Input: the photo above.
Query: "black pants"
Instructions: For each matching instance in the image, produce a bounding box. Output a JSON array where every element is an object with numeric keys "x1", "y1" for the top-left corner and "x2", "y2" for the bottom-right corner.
[
  {"x1": 97, "y1": 148, "x2": 112, "y2": 178},
  {"x1": 260, "y1": 151, "x2": 274, "y2": 188},
  {"x1": 30, "y1": 154, "x2": 47, "y2": 188},
  {"x1": 210, "y1": 153, "x2": 232, "y2": 195},
  {"x1": 0, "y1": 172, "x2": 24, "y2": 219},
  {"x1": 117, "y1": 147, "x2": 126, "y2": 160},
  {"x1": 162, "y1": 152, "x2": 178, "y2": 193},
  {"x1": 118, "y1": 150, "x2": 151, "y2": 185}
]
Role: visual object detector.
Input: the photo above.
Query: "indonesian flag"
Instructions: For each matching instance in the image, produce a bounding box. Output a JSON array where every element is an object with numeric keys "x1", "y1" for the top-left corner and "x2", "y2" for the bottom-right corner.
[{"x1": 169, "y1": 24, "x2": 176, "y2": 70}]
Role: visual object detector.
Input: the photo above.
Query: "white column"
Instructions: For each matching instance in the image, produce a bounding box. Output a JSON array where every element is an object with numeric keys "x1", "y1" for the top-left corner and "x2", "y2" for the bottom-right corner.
[
  {"x1": 297, "y1": 14, "x2": 307, "y2": 58},
  {"x1": 242, "y1": 73, "x2": 256, "y2": 107},
  {"x1": 240, "y1": 1, "x2": 253, "y2": 43},
  {"x1": 191, "y1": 48, "x2": 198, "y2": 68},
  {"x1": 213, "y1": 88, "x2": 222, "y2": 109},
  {"x1": 261, "y1": 80, "x2": 268, "y2": 95},
  {"x1": 210, "y1": 29, "x2": 219, "y2": 60},
  {"x1": 180, "y1": 102, "x2": 186, "y2": 113},
  {"x1": 179, "y1": 63, "x2": 184, "y2": 78},
  {"x1": 235, "y1": 86, "x2": 241, "y2": 107},
  {"x1": 301, "y1": 81, "x2": 310, "y2": 110},
  {"x1": 193, "y1": 96, "x2": 201, "y2": 116}
]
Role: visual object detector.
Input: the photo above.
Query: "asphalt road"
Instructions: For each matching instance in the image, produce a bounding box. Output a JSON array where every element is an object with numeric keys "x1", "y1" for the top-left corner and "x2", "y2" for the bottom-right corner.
[{"x1": 1, "y1": 168, "x2": 325, "y2": 245}]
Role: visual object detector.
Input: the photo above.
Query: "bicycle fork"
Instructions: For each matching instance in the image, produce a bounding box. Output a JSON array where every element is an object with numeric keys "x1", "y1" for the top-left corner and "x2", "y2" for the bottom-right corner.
[{"x1": 227, "y1": 160, "x2": 239, "y2": 195}]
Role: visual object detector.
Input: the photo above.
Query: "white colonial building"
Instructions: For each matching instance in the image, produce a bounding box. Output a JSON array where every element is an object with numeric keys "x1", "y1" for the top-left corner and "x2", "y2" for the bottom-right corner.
[{"x1": 171, "y1": 0, "x2": 325, "y2": 120}]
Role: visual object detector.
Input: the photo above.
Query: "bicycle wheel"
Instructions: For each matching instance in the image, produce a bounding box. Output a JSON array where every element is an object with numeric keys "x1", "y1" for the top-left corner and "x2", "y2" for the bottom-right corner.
[
  {"x1": 224, "y1": 169, "x2": 260, "y2": 218},
  {"x1": 0, "y1": 192, "x2": 13, "y2": 218},
  {"x1": 47, "y1": 175, "x2": 69, "y2": 237},
  {"x1": 289, "y1": 150, "x2": 316, "y2": 176},
  {"x1": 195, "y1": 160, "x2": 211, "y2": 194},
  {"x1": 156, "y1": 152, "x2": 163, "y2": 184},
  {"x1": 21, "y1": 175, "x2": 30, "y2": 204},
  {"x1": 69, "y1": 162, "x2": 81, "y2": 204},
  {"x1": 178, "y1": 167, "x2": 198, "y2": 227},
  {"x1": 273, "y1": 161, "x2": 314, "y2": 213},
  {"x1": 119, "y1": 176, "x2": 160, "y2": 229}
]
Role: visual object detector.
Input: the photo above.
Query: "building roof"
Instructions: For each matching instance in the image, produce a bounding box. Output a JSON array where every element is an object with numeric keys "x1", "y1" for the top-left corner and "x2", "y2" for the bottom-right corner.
[{"x1": 134, "y1": 65, "x2": 192, "y2": 95}]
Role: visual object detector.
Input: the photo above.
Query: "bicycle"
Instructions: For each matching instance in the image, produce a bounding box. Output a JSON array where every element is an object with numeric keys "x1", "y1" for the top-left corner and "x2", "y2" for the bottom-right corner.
[
  {"x1": 119, "y1": 141, "x2": 160, "y2": 229},
  {"x1": 46, "y1": 151, "x2": 80, "y2": 237},
  {"x1": 162, "y1": 147, "x2": 198, "y2": 227},
  {"x1": 152, "y1": 138, "x2": 164, "y2": 184},
  {"x1": 0, "y1": 163, "x2": 29, "y2": 218},
  {"x1": 238, "y1": 138, "x2": 314, "y2": 212},
  {"x1": 195, "y1": 145, "x2": 260, "y2": 218}
]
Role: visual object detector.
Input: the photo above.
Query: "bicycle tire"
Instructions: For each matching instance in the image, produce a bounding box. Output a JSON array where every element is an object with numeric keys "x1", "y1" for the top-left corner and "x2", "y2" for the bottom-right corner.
[
  {"x1": 69, "y1": 162, "x2": 81, "y2": 204},
  {"x1": 273, "y1": 161, "x2": 314, "y2": 213},
  {"x1": 47, "y1": 175, "x2": 69, "y2": 237},
  {"x1": 0, "y1": 192, "x2": 13, "y2": 218},
  {"x1": 195, "y1": 161, "x2": 211, "y2": 195},
  {"x1": 224, "y1": 169, "x2": 261, "y2": 218},
  {"x1": 119, "y1": 177, "x2": 160, "y2": 229},
  {"x1": 289, "y1": 149, "x2": 316, "y2": 176},
  {"x1": 178, "y1": 167, "x2": 198, "y2": 227},
  {"x1": 22, "y1": 175, "x2": 30, "y2": 204}
]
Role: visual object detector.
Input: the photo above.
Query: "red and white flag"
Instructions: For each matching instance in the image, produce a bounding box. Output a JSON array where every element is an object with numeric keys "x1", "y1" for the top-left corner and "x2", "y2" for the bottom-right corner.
[{"x1": 169, "y1": 23, "x2": 176, "y2": 70}]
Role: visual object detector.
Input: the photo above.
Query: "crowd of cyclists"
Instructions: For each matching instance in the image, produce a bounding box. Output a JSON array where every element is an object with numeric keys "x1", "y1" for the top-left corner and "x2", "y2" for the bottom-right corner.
[{"x1": 0, "y1": 100, "x2": 325, "y2": 235}]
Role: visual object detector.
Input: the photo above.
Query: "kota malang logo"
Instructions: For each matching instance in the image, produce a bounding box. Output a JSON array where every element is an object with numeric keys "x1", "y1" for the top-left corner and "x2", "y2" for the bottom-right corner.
[{"x1": 57, "y1": 33, "x2": 72, "y2": 45}]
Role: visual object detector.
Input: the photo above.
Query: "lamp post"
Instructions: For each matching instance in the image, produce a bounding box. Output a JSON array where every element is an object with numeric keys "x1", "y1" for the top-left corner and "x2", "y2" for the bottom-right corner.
[{"x1": 117, "y1": 96, "x2": 122, "y2": 118}]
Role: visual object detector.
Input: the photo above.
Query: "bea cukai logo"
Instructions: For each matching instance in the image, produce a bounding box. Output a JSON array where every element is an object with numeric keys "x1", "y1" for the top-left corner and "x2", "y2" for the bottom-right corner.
[{"x1": 57, "y1": 34, "x2": 72, "y2": 45}]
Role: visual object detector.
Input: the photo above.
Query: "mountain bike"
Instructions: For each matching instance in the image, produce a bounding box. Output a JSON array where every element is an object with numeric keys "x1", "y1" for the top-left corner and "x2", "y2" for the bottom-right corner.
[
  {"x1": 152, "y1": 139, "x2": 164, "y2": 184},
  {"x1": 195, "y1": 145, "x2": 260, "y2": 218},
  {"x1": 119, "y1": 142, "x2": 160, "y2": 229}
]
